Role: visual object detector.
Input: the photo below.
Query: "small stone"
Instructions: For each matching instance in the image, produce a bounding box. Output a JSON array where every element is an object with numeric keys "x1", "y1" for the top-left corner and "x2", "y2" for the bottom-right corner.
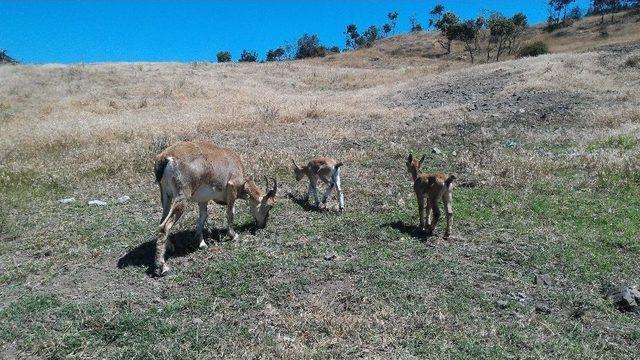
[
  {"x1": 607, "y1": 286, "x2": 640, "y2": 312},
  {"x1": 432, "y1": 147, "x2": 442, "y2": 155},
  {"x1": 451, "y1": 151, "x2": 457, "y2": 156},
  {"x1": 535, "y1": 304, "x2": 551, "y2": 314},
  {"x1": 324, "y1": 253, "x2": 337, "y2": 261},
  {"x1": 518, "y1": 108, "x2": 526, "y2": 114},
  {"x1": 117, "y1": 195, "x2": 130, "y2": 203},
  {"x1": 58, "y1": 197, "x2": 75, "y2": 204},
  {"x1": 534, "y1": 274, "x2": 552, "y2": 286},
  {"x1": 192, "y1": 318, "x2": 203, "y2": 325},
  {"x1": 496, "y1": 300, "x2": 509, "y2": 309},
  {"x1": 88, "y1": 200, "x2": 107, "y2": 206}
]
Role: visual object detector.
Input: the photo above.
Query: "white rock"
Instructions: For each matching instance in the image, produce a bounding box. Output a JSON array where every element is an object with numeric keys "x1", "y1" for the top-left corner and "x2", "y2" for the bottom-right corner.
[
  {"x1": 88, "y1": 200, "x2": 107, "y2": 206},
  {"x1": 117, "y1": 195, "x2": 130, "y2": 203},
  {"x1": 518, "y1": 108, "x2": 526, "y2": 114},
  {"x1": 58, "y1": 197, "x2": 75, "y2": 204}
]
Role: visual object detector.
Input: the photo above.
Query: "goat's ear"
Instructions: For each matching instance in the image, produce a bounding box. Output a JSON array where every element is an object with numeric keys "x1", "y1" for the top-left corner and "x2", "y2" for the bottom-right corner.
[
  {"x1": 407, "y1": 154, "x2": 413, "y2": 163},
  {"x1": 419, "y1": 154, "x2": 426, "y2": 166}
]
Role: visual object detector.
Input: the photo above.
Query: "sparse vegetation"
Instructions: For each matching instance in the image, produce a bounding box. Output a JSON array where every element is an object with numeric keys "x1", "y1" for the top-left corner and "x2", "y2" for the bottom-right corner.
[{"x1": 518, "y1": 41, "x2": 550, "y2": 57}]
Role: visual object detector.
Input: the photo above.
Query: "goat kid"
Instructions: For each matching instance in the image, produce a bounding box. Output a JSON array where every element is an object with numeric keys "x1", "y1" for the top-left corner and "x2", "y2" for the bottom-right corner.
[
  {"x1": 153, "y1": 141, "x2": 277, "y2": 276},
  {"x1": 292, "y1": 158, "x2": 344, "y2": 211},
  {"x1": 406, "y1": 153, "x2": 455, "y2": 238}
]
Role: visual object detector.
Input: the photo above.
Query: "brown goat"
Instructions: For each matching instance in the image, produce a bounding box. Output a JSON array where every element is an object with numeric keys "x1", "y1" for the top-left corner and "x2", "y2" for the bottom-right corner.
[
  {"x1": 292, "y1": 157, "x2": 344, "y2": 211},
  {"x1": 406, "y1": 153, "x2": 455, "y2": 238},
  {"x1": 153, "y1": 141, "x2": 277, "y2": 276}
]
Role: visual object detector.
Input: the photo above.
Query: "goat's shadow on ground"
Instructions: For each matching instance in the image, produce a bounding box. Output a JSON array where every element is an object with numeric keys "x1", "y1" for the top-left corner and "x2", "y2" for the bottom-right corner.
[
  {"x1": 287, "y1": 193, "x2": 323, "y2": 212},
  {"x1": 117, "y1": 224, "x2": 255, "y2": 275},
  {"x1": 381, "y1": 221, "x2": 432, "y2": 241}
]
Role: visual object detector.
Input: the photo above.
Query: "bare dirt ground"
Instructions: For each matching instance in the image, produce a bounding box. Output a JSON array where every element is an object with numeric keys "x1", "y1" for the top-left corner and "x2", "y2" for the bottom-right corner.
[{"x1": 1, "y1": 12, "x2": 640, "y2": 359}]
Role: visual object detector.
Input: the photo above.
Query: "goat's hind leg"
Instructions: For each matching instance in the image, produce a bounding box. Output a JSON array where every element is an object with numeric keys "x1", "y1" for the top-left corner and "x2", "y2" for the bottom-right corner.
[
  {"x1": 334, "y1": 169, "x2": 345, "y2": 211},
  {"x1": 442, "y1": 191, "x2": 453, "y2": 239},
  {"x1": 426, "y1": 195, "x2": 441, "y2": 237},
  {"x1": 155, "y1": 199, "x2": 186, "y2": 276}
]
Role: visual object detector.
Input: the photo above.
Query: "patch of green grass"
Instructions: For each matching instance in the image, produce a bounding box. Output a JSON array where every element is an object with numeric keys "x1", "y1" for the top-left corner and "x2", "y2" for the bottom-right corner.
[
  {"x1": 587, "y1": 135, "x2": 638, "y2": 151},
  {"x1": 1, "y1": 180, "x2": 639, "y2": 357},
  {"x1": 0, "y1": 168, "x2": 66, "y2": 201}
]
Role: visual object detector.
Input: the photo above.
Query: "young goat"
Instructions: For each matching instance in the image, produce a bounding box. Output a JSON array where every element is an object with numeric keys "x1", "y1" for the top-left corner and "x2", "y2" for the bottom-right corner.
[
  {"x1": 153, "y1": 141, "x2": 277, "y2": 276},
  {"x1": 292, "y1": 158, "x2": 344, "y2": 211},
  {"x1": 406, "y1": 153, "x2": 455, "y2": 238}
]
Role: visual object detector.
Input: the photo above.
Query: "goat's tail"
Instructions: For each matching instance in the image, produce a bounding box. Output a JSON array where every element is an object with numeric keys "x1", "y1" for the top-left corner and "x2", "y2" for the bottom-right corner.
[
  {"x1": 154, "y1": 157, "x2": 170, "y2": 183},
  {"x1": 445, "y1": 175, "x2": 456, "y2": 189}
]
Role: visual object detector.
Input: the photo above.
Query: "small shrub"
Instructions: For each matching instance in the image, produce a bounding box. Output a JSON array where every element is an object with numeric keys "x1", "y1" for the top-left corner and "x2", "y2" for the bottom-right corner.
[
  {"x1": 518, "y1": 41, "x2": 549, "y2": 58},
  {"x1": 266, "y1": 47, "x2": 286, "y2": 62},
  {"x1": 216, "y1": 51, "x2": 232, "y2": 63},
  {"x1": 238, "y1": 50, "x2": 258, "y2": 62}
]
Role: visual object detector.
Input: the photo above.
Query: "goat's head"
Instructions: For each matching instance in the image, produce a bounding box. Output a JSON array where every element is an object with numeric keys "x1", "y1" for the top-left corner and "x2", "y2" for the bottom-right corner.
[
  {"x1": 246, "y1": 176, "x2": 278, "y2": 229},
  {"x1": 292, "y1": 159, "x2": 306, "y2": 181},
  {"x1": 406, "y1": 153, "x2": 426, "y2": 175}
]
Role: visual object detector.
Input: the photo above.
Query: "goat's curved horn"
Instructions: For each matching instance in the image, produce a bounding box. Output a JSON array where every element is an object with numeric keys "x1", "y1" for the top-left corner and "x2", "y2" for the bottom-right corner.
[
  {"x1": 419, "y1": 154, "x2": 426, "y2": 164},
  {"x1": 263, "y1": 175, "x2": 269, "y2": 190},
  {"x1": 292, "y1": 159, "x2": 299, "y2": 169}
]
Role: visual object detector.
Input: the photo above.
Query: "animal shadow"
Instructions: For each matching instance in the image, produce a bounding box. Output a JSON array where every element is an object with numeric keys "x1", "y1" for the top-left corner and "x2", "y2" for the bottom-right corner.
[
  {"x1": 382, "y1": 221, "x2": 433, "y2": 240},
  {"x1": 117, "y1": 225, "x2": 255, "y2": 275},
  {"x1": 287, "y1": 193, "x2": 323, "y2": 212}
]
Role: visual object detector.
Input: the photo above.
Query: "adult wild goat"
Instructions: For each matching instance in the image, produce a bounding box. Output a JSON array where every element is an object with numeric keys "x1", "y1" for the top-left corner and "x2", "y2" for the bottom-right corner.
[
  {"x1": 292, "y1": 157, "x2": 344, "y2": 211},
  {"x1": 153, "y1": 141, "x2": 277, "y2": 276},
  {"x1": 406, "y1": 154, "x2": 455, "y2": 238}
]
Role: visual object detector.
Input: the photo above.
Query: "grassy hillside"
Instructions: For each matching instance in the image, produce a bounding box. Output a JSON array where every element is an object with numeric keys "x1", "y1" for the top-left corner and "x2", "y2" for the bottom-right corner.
[{"x1": 1, "y1": 11, "x2": 639, "y2": 358}]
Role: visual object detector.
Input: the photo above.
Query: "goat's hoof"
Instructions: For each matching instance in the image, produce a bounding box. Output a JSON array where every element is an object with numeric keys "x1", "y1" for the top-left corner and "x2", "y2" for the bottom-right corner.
[
  {"x1": 227, "y1": 232, "x2": 239, "y2": 241},
  {"x1": 443, "y1": 233, "x2": 451, "y2": 239},
  {"x1": 339, "y1": 207, "x2": 345, "y2": 212},
  {"x1": 424, "y1": 229, "x2": 434, "y2": 237},
  {"x1": 154, "y1": 263, "x2": 171, "y2": 277},
  {"x1": 198, "y1": 240, "x2": 208, "y2": 250}
]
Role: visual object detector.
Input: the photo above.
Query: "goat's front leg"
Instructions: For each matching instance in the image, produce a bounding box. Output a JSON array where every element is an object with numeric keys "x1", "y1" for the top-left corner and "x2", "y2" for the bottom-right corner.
[
  {"x1": 309, "y1": 177, "x2": 321, "y2": 206},
  {"x1": 304, "y1": 180, "x2": 313, "y2": 202},
  {"x1": 321, "y1": 182, "x2": 335, "y2": 207},
  {"x1": 225, "y1": 184, "x2": 239, "y2": 241}
]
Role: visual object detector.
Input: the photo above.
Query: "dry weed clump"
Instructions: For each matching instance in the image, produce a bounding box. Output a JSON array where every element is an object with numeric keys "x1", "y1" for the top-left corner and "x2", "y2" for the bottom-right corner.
[{"x1": 256, "y1": 101, "x2": 280, "y2": 123}]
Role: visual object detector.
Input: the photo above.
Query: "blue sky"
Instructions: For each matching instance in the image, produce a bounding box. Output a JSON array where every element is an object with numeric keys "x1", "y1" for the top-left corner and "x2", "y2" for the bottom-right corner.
[{"x1": 1, "y1": 0, "x2": 591, "y2": 64}]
